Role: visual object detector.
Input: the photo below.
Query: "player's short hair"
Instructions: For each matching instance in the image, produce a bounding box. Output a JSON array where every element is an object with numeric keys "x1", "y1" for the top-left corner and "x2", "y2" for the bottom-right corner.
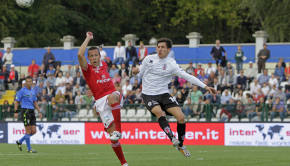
[
  {"x1": 157, "y1": 38, "x2": 172, "y2": 48},
  {"x1": 87, "y1": 46, "x2": 100, "y2": 56},
  {"x1": 25, "y1": 76, "x2": 32, "y2": 80}
]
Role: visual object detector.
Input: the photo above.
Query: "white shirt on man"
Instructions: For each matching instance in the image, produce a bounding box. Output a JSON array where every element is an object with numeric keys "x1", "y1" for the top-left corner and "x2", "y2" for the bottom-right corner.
[
  {"x1": 138, "y1": 54, "x2": 206, "y2": 95},
  {"x1": 113, "y1": 46, "x2": 126, "y2": 60}
]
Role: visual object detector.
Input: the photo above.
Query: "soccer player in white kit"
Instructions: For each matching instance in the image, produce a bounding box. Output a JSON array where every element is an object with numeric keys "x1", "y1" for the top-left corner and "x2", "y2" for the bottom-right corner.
[{"x1": 133, "y1": 38, "x2": 216, "y2": 157}]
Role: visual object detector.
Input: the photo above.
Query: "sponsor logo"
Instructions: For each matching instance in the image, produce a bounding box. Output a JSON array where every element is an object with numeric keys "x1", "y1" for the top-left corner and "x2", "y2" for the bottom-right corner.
[
  {"x1": 0, "y1": 130, "x2": 3, "y2": 139},
  {"x1": 85, "y1": 123, "x2": 224, "y2": 145},
  {"x1": 96, "y1": 78, "x2": 111, "y2": 83}
]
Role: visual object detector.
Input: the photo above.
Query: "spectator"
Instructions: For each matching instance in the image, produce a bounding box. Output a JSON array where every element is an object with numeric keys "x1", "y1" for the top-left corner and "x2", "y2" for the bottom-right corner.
[
  {"x1": 244, "y1": 98, "x2": 256, "y2": 121},
  {"x1": 236, "y1": 70, "x2": 247, "y2": 90},
  {"x1": 258, "y1": 69, "x2": 270, "y2": 85},
  {"x1": 274, "y1": 61, "x2": 286, "y2": 82},
  {"x1": 269, "y1": 73, "x2": 279, "y2": 88},
  {"x1": 122, "y1": 79, "x2": 132, "y2": 96},
  {"x1": 207, "y1": 72, "x2": 216, "y2": 87},
  {"x1": 235, "y1": 45, "x2": 245, "y2": 74},
  {"x1": 236, "y1": 100, "x2": 246, "y2": 120},
  {"x1": 220, "y1": 98, "x2": 235, "y2": 122},
  {"x1": 138, "y1": 41, "x2": 148, "y2": 62},
  {"x1": 54, "y1": 97, "x2": 66, "y2": 120},
  {"x1": 276, "y1": 58, "x2": 286, "y2": 68},
  {"x1": 54, "y1": 65, "x2": 62, "y2": 78},
  {"x1": 185, "y1": 62, "x2": 195, "y2": 75},
  {"x1": 64, "y1": 72, "x2": 73, "y2": 85},
  {"x1": 72, "y1": 83, "x2": 83, "y2": 97},
  {"x1": 46, "y1": 73, "x2": 56, "y2": 87},
  {"x1": 270, "y1": 97, "x2": 287, "y2": 122},
  {"x1": 255, "y1": 97, "x2": 266, "y2": 121},
  {"x1": 261, "y1": 83, "x2": 270, "y2": 98},
  {"x1": 46, "y1": 64, "x2": 55, "y2": 76},
  {"x1": 65, "y1": 99, "x2": 77, "y2": 119},
  {"x1": 285, "y1": 62, "x2": 290, "y2": 78},
  {"x1": 245, "y1": 61, "x2": 257, "y2": 88},
  {"x1": 17, "y1": 73, "x2": 25, "y2": 88},
  {"x1": 250, "y1": 79, "x2": 261, "y2": 94},
  {"x1": 5, "y1": 64, "x2": 18, "y2": 90},
  {"x1": 82, "y1": 89, "x2": 94, "y2": 110},
  {"x1": 182, "y1": 97, "x2": 192, "y2": 117},
  {"x1": 0, "y1": 49, "x2": 3, "y2": 71},
  {"x1": 99, "y1": 45, "x2": 107, "y2": 61},
  {"x1": 125, "y1": 41, "x2": 138, "y2": 67},
  {"x1": 39, "y1": 97, "x2": 48, "y2": 117},
  {"x1": 252, "y1": 89, "x2": 264, "y2": 103},
  {"x1": 113, "y1": 41, "x2": 126, "y2": 65},
  {"x1": 118, "y1": 63, "x2": 129, "y2": 77},
  {"x1": 112, "y1": 73, "x2": 121, "y2": 85},
  {"x1": 2, "y1": 47, "x2": 13, "y2": 71},
  {"x1": 109, "y1": 64, "x2": 119, "y2": 78},
  {"x1": 210, "y1": 40, "x2": 227, "y2": 66},
  {"x1": 189, "y1": 85, "x2": 203, "y2": 114},
  {"x1": 257, "y1": 43, "x2": 270, "y2": 73},
  {"x1": 0, "y1": 66, "x2": 9, "y2": 90},
  {"x1": 225, "y1": 62, "x2": 235, "y2": 75},
  {"x1": 217, "y1": 69, "x2": 227, "y2": 92},
  {"x1": 221, "y1": 89, "x2": 232, "y2": 104},
  {"x1": 55, "y1": 72, "x2": 65, "y2": 87},
  {"x1": 2, "y1": 100, "x2": 12, "y2": 118},
  {"x1": 28, "y1": 60, "x2": 39, "y2": 77},
  {"x1": 194, "y1": 63, "x2": 204, "y2": 76},
  {"x1": 36, "y1": 73, "x2": 46, "y2": 86},
  {"x1": 42, "y1": 47, "x2": 56, "y2": 72},
  {"x1": 104, "y1": 57, "x2": 112, "y2": 69},
  {"x1": 226, "y1": 70, "x2": 236, "y2": 92},
  {"x1": 273, "y1": 86, "x2": 287, "y2": 103},
  {"x1": 65, "y1": 65, "x2": 75, "y2": 77},
  {"x1": 74, "y1": 90, "x2": 83, "y2": 108},
  {"x1": 38, "y1": 64, "x2": 46, "y2": 77},
  {"x1": 205, "y1": 62, "x2": 216, "y2": 75},
  {"x1": 73, "y1": 71, "x2": 86, "y2": 87}
]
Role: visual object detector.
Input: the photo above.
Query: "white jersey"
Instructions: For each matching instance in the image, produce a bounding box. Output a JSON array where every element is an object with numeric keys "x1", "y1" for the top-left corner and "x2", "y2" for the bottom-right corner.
[{"x1": 139, "y1": 54, "x2": 207, "y2": 95}]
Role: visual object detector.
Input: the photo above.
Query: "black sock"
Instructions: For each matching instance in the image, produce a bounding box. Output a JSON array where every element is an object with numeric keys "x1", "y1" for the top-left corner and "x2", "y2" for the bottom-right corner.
[
  {"x1": 177, "y1": 122, "x2": 186, "y2": 147},
  {"x1": 158, "y1": 116, "x2": 174, "y2": 141}
]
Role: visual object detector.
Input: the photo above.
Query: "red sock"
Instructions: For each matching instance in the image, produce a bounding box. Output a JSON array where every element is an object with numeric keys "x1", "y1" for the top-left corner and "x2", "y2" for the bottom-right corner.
[
  {"x1": 111, "y1": 140, "x2": 127, "y2": 165},
  {"x1": 111, "y1": 103, "x2": 121, "y2": 132}
]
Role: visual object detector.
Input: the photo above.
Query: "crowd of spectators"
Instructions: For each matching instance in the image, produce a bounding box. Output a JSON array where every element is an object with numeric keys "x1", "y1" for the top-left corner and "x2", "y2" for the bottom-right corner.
[{"x1": 0, "y1": 42, "x2": 290, "y2": 122}]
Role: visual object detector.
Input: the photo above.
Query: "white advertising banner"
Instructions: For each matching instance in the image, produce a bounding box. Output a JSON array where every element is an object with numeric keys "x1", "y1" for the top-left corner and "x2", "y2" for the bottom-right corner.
[
  {"x1": 225, "y1": 123, "x2": 290, "y2": 146},
  {"x1": 8, "y1": 123, "x2": 84, "y2": 144}
]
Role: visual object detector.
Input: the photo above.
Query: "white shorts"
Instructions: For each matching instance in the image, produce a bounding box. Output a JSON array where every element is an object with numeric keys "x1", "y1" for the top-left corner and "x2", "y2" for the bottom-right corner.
[{"x1": 93, "y1": 91, "x2": 122, "y2": 129}]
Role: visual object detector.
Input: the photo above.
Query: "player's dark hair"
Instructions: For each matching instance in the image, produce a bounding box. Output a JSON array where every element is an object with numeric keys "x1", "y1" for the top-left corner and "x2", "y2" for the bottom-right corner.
[
  {"x1": 25, "y1": 76, "x2": 32, "y2": 80},
  {"x1": 87, "y1": 46, "x2": 100, "y2": 56},
  {"x1": 157, "y1": 38, "x2": 172, "y2": 48}
]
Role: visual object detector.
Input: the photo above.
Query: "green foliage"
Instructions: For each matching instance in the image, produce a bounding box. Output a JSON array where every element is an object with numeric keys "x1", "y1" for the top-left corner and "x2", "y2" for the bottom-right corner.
[{"x1": 0, "y1": 0, "x2": 290, "y2": 47}]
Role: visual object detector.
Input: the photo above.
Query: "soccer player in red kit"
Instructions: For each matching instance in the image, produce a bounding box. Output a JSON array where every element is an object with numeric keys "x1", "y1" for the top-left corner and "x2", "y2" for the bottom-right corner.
[{"x1": 78, "y1": 32, "x2": 128, "y2": 166}]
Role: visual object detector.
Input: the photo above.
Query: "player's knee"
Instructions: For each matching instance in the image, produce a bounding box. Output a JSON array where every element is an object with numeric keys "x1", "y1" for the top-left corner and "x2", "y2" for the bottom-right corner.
[{"x1": 176, "y1": 114, "x2": 185, "y2": 123}]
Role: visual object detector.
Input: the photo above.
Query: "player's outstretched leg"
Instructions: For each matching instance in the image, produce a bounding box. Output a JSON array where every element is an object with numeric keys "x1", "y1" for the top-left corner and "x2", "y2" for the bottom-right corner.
[
  {"x1": 111, "y1": 140, "x2": 128, "y2": 166},
  {"x1": 158, "y1": 116, "x2": 179, "y2": 146}
]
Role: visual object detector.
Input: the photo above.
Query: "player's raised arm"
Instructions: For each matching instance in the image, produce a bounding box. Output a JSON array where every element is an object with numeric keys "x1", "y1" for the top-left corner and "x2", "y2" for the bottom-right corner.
[{"x1": 78, "y1": 32, "x2": 93, "y2": 71}]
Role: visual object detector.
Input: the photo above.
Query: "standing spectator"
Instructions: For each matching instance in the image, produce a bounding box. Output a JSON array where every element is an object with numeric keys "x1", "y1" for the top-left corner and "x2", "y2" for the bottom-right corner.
[
  {"x1": 185, "y1": 62, "x2": 195, "y2": 75},
  {"x1": 210, "y1": 40, "x2": 227, "y2": 66},
  {"x1": 257, "y1": 43, "x2": 270, "y2": 73},
  {"x1": 245, "y1": 61, "x2": 257, "y2": 89},
  {"x1": 42, "y1": 47, "x2": 56, "y2": 72},
  {"x1": 2, "y1": 47, "x2": 13, "y2": 71},
  {"x1": 113, "y1": 41, "x2": 126, "y2": 65},
  {"x1": 234, "y1": 45, "x2": 245, "y2": 74},
  {"x1": 99, "y1": 45, "x2": 107, "y2": 61},
  {"x1": 125, "y1": 41, "x2": 138, "y2": 67},
  {"x1": 138, "y1": 41, "x2": 148, "y2": 62},
  {"x1": 28, "y1": 60, "x2": 39, "y2": 77}
]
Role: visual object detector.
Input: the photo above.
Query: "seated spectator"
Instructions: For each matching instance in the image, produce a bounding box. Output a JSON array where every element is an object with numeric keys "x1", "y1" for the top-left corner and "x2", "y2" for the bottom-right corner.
[
  {"x1": 197, "y1": 70, "x2": 208, "y2": 83},
  {"x1": 221, "y1": 89, "x2": 232, "y2": 104},
  {"x1": 53, "y1": 97, "x2": 66, "y2": 121},
  {"x1": 236, "y1": 70, "x2": 247, "y2": 90},
  {"x1": 132, "y1": 79, "x2": 140, "y2": 91},
  {"x1": 270, "y1": 97, "x2": 287, "y2": 122},
  {"x1": 109, "y1": 64, "x2": 119, "y2": 78},
  {"x1": 72, "y1": 83, "x2": 83, "y2": 97},
  {"x1": 65, "y1": 99, "x2": 77, "y2": 119},
  {"x1": 225, "y1": 62, "x2": 235, "y2": 75},
  {"x1": 2, "y1": 100, "x2": 12, "y2": 118},
  {"x1": 112, "y1": 73, "x2": 121, "y2": 85},
  {"x1": 122, "y1": 79, "x2": 132, "y2": 97},
  {"x1": 73, "y1": 71, "x2": 86, "y2": 87},
  {"x1": 255, "y1": 97, "x2": 266, "y2": 121},
  {"x1": 250, "y1": 79, "x2": 261, "y2": 95},
  {"x1": 258, "y1": 69, "x2": 270, "y2": 85},
  {"x1": 217, "y1": 69, "x2": 227, "y2": 92},
  {"x1": 64, "y1": 83, "x2": 73, "y2": 103},
  {"x1": 219, "y1": 98, "x2": 235, "y2": 122},
  {"x1": 65, "y1": 65, "x2": 76, "y2": 77},
  {"x1": 207, "y1": 71, "x2": 216, "y2": 87},
  {"x1": 194, "y1": 63, "x2": 204, "y2": 76},
  {"x1": 46, "y1": 64, "x2": 55, "y2": 76},
  {"x1": 55, "y1": 72, "x2": 66, "y2": 87},
  {"x1": 28, "y1": 60, "x2": 39, "y2": 77},
  {"x1": 261, "y1": 83, "x2": 270, "y2": 98},
  {"x1": 74, "y1": 90, "x2": 83, "y2": 109},
  {"x1": 118, "y1": 63, "x2": 129, "y2": 77},
  {"x1": 185, "y1": 62, "x2": 195, "y2": 75},
  {"x1": 0, "y1": 66, "x2": 8, "y2": 90},
  {"x1": 64, "y1": 72, "x2": 73, "y2": 85},
  {"x1": 105, "y1": 57, "x2": 112, "y2": 69},
  {"x1": 55, "y1": 90, "x2": 65, "y2": 103},
  {"x1": 273, "y1": 86, "x2": 287, "y2": 103},
  {"x1": 17, "y1": 73, "x2": 25, "y2": 89},
  {"x1": 39, "y1": 97, "x2": 48, "y2": 117},
  {"x1": 226, "y1": 70, "x2": 236, "y2": 92},
  {"x1": 113, "y1": 41, "x2": 126, "y2": 65},
  {"x1": 54, "y1": 65, "x2": 62, "y2": 78},
  {"x1": 285, "y1": 62, "x2": 290, "y2": 78},
  {"x1": 252, "y1": 89, "x2": 264, "y2": 103},
  {"x1": 46, "y1": 73, "x2": 56, "y2": 87},
  {"x1": 138, "y1": 41, "x2": 148, "y2": 62},
  {"x1": 178, "y1": 77, "x2": 187, "y2": 89},
  {"x1": 233, "y1": 89, "x2": 244, "y2": 101},
  {"x1": 37, "y1": 73, "x2": 46, "y2": 86},
  {"x1": 38, "y1": 64, "x2": 46, "y2": 77},
  {"x1": 274, "y1": 62, "x2": 286, "y2": 82},
  {"x1": 236, "y1": 100, "x2": 246, "y2": 120},
  {"x1": 182, "y1": 97, "x2": 192, "y2": 117},
  {"x1": 5, "y1": 64, "x2": 18, "y2": 90},
  {"x1": 82, "y1": 89, "x2": 94, "y2": 110},
  {"x1": 244, "y1": 98, "x2": 256, "y2": 121},
  {"x1": 245, "y1": 61, "x2": 257, "y2": 89},
  {"x1": 205, "y1": 62, "x2": 216, "y2": 75}
]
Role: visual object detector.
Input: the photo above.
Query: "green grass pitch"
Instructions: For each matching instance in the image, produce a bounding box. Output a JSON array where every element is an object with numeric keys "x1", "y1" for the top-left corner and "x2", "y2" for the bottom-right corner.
[{"x1": 0, "y1": 144, "x2": 289, "y2": 166}]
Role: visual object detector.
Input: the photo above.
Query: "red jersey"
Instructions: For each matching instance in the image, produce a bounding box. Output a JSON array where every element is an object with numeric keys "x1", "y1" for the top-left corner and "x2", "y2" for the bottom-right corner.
[{"x1": 81, "y1": 61, "x2": 116, "y2": 100}]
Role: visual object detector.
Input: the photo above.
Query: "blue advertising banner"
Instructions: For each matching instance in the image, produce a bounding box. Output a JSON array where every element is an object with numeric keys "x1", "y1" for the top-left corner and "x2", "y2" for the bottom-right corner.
[{"x1": 0, "y1": 123, "x2": 8, "y2": 143}]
